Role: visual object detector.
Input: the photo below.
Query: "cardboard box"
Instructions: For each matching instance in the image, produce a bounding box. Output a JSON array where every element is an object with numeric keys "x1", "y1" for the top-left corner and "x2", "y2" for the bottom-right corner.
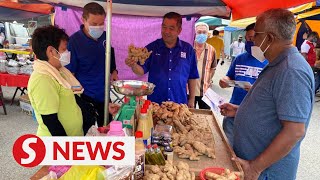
[{"x1": 19, "y1": 94, "x2": 33, "y2": 115}]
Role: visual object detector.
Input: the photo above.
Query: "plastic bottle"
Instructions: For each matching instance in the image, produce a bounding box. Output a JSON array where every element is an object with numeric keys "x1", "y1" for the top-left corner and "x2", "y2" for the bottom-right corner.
[
  {"x1": 152, "y1": 144, "x2": 166, "y2": 165},
  {"x1": 143, "y1": 103, "x2": 153, "y2": 129},
  {"x1": 143, "y1": 103, "x2": 154, "y2": 144},
  {"x1": 106, "y1": 121, "x2": 125, "y2": 136},
  {"x1": 145, "y1": 144, "x2": 154, "y2": 165},
  {"x1": 134, "y1": 131, "x2": 145, "y2": 180},
  {"x1": 145, "y1": 100, "x2": 154, "y2": 129},
  {"x1": 136, "y1": 108, "x2": 151, "y2": 146}
]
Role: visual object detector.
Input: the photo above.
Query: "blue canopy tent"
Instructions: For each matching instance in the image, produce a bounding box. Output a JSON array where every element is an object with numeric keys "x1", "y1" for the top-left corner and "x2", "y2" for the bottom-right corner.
[{"x1": 197, "y1": 16, "x2": 230, "y2": 27}]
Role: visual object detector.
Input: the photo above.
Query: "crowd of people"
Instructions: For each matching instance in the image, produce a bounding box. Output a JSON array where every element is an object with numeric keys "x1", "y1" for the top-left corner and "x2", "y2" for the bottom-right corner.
[{"x1": 26, "y1": 2, "x2": 318, "y2": 179}]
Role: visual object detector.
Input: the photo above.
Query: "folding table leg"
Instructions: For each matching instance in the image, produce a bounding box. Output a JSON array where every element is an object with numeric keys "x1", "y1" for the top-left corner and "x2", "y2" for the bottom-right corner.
[
  {"x1": 10, "y1": 87, "x2": 19, "y2": 105},
  {"x1": 0, "y1": 86, "x2": 7, "y2": 115}
]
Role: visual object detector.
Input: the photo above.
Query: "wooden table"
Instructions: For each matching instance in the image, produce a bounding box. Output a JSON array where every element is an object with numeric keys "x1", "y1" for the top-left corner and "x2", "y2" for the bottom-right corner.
[
  {"x1": 30, "y1": 109, "x2": 244, "y2": 179},
  {"x1": 172, "y1": 109, "x2": 243, "y2": 179}
]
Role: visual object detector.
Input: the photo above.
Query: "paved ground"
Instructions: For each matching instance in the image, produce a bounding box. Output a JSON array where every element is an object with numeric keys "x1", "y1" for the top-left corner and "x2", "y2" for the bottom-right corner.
[{"x1": 0, "y1": 60, "x2": 319, "y2": 179}]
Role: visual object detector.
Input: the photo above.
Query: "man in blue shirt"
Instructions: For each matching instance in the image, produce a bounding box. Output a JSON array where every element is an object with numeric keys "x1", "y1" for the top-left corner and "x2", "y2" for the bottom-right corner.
[
  {"x1": 66, "y1": 2, "x2": 118, "y2": 127},
  {"x1": 219, "y1": 9, "x2": 314, "y2": 180},
  {"x1": 125, "y1": 12, "x2": 199, "y2": 107},
  {"x1": 219, "y1": 23, "x2": 268, "y2": 146}
]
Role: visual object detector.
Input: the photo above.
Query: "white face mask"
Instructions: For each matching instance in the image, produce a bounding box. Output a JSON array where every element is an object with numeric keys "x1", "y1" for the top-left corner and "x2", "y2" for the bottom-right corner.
[
  {"x1": 251, "y1": 35, "x2": 271, "y2": 62},
  {"x1": 88, "y1": 25, "x2": 104, "y2": 39},
  {"x1": 54, "y1": 49, "x2": 71, "y2": 66}
]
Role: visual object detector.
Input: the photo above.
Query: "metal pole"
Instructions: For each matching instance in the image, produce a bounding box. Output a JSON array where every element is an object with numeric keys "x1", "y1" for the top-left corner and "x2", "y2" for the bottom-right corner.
[{"x1": 104, "y1": 0, "x2": 112, "y2": 125}]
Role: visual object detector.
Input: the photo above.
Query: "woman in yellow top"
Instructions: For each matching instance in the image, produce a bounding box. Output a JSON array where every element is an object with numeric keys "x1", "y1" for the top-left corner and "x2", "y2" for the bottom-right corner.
[{"x1": 28, "y1": 26, "x2": 84, "y2": 136}]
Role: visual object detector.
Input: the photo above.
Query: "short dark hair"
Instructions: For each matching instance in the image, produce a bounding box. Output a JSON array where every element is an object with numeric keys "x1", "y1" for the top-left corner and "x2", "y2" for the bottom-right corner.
[
  {"x1": 308, "y1": 31, "x2": 319, "y2": 38},
  {"x1": 163, "y1": 12, "x2": 182, "y2": 28},
  {"x1": 82, "y1": 2, "x2": 106, "y2": 20},
  {"x1": 245, "y1": 23, "x2": 255, "y2": 31},
  {"x1": 32, "y1": 26, "x2": 69, "y2": 61},
  {"x1": 212, "y1": 30, "x2": 219, "y2": 35}
]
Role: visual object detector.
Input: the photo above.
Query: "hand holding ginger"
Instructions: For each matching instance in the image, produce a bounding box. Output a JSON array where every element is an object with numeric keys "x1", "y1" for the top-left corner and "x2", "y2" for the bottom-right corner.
[{"x1": 126, "y1": 44, "x2": 152, "y2": 65}]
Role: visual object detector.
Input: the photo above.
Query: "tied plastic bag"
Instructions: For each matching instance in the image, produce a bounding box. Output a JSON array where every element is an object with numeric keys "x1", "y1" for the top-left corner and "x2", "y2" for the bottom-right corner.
[
  {"x1": 59, "y1": 165, "x2": 106, "y2": 180},
  {"x1": 86, "y1": 125, "x2": 104, "y2": 136},
  {"x1": 48, "y1": 166, "x2": 71, "y2": 178},
  {"x1": 103, "y1": 165, "x2": 134, "y2": 180},
  {"x1": 0, "y1": 60, "x2": 6, "y2": 73},
  {"x1": 39, "y1": 171, "x2": 57, "y2": 180},
  {"x1": 19, "y1": 65, "x2": 33, "y2": 75}
]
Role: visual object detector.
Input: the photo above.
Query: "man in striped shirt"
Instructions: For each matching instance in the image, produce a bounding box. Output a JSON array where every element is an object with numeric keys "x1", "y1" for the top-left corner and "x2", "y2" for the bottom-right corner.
[
  {"x1": 219, "y1": 23, "x2": 268, "y2": 145},
  {"x1": 193, "y1": 22, "x2": 217, "y2": 109}
]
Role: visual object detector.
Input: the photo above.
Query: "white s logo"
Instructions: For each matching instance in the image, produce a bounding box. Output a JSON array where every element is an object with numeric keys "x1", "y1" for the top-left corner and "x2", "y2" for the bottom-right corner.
[{"x1": 21, "y1": 138, "x2": 37, "y2": 164}]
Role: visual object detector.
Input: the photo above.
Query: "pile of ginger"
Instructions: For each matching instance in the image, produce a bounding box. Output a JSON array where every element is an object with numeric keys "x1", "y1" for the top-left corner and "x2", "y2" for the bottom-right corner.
[
  {"x1": 152, "y1": 101, "x2": 215, "y2": 161},
  {"x1": 144, "y1": 161, "x2": 195, "y2": 180}
]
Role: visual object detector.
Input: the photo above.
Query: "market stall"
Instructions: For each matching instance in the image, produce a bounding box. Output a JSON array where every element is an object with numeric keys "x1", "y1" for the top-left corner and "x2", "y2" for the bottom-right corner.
[{"x1": 24, "y1": 0, "x2": 316, "y2": 179}]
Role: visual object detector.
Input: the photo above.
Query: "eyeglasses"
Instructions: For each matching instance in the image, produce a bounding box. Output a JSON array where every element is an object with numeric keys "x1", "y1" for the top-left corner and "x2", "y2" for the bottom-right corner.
[{"x1": 254, "y1": 31, "x2": 265, "y2": 37}]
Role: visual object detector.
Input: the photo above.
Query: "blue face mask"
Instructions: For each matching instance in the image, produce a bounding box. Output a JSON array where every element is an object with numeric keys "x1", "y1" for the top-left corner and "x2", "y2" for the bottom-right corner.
[
  {"x1": 245, "y1": 41, "x2": 254, "y2": 54},
  {"x1": 195, "y1": 34, "x2": 208, "y2": 44},
  {"x1": 88, "y1": 26, "x2": 104, "y2": 39}
]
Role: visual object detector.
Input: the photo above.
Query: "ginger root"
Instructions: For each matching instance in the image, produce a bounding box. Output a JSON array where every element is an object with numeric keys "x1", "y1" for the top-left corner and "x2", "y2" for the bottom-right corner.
[
  {"x1": 127, "y1": 44, "x2": 152, "y2": 65},
  {"x1": 145, "y1": 161, "x2": 195, "y2": 180},
  {"x1": 152, "y1": 101, "x2": 215, "y2": 161},
  {"x1": 205, "y1": 169, "x2": 238, "y2": 180}
]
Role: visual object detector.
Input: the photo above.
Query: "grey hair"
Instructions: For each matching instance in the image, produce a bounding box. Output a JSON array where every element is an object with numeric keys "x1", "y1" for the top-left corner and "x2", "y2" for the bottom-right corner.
[
  {"x1": 195, "y1": 22, "x2": 209, "y2": 32},
  {"x1": 256, "y1": 8, "x2": 296, "y2": 41}
]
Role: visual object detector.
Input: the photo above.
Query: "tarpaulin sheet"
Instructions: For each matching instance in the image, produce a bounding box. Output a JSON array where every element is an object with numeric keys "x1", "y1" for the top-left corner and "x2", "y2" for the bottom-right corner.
[{"x1": 222, "y1": 0, "x2": 314, "y2": 20}]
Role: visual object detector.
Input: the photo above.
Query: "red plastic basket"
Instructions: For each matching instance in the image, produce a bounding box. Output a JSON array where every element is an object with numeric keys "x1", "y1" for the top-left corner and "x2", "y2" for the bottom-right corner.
[{"x1": 200, "y1": 167, "x2": 240, "y2": 180}]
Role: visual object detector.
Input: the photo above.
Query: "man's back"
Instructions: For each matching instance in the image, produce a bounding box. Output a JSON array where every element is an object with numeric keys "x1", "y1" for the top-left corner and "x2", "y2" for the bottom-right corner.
[{"x1": 207, "y1": 36, "x2": 224, "y2": 59}]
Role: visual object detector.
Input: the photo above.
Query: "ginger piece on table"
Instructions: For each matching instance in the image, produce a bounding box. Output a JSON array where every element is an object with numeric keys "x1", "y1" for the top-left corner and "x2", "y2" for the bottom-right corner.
[
  {"x1": 144, "y1": 174, "x2": 161, "y2": 180},
  {"x1": 176, "y1": 171, "x2": 184, "y2": 180},
  {"x1": 173, "y1": 119, "x2": 188, "y2": 134},
  {"x1": 173, "y1": 108, "x2": 179, "y2": 117},
  {"x1": 192, "y1": 141, "x2": 216, "y2": 159},
  {"x1": 172, "y1": 133, "x2": 180, "y2": 146},
  {"x1": 150, "y1": 165, "x2": 162, "y2": 174},
  {"x1": 205, "y1": 171, "x2": 225, "y2": 179},
  {"x1": 177, "y1": 161, "x2": 190, "y2": 171},
  {"x1": 163, "y1": 161, "x2": 176, "y2": 175},
  {"x1": 178, "y1": 106, "x2": 185, "y2": 117}
]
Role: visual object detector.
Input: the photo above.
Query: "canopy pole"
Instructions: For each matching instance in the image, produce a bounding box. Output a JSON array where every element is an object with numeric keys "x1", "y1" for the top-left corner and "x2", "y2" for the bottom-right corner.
[{"x1": 104, "y1": 0, "x2": 112, "y2": 125}]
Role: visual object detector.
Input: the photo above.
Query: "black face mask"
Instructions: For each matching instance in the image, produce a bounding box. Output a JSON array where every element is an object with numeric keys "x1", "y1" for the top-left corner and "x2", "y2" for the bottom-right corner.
[{"x1": 238, "y1": 39, "x2": 242, "y2": 42}]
